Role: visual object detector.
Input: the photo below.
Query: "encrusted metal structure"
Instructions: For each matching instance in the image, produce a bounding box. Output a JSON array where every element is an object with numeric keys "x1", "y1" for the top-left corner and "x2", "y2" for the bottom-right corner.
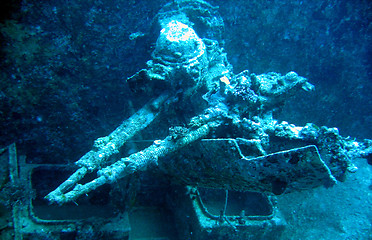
[
  {"x1": 46, "y1": 0, "x2": 370, "y2": 205},
  {"x1": 1, "y1": 0, "x2": 371, "y2": 239}
]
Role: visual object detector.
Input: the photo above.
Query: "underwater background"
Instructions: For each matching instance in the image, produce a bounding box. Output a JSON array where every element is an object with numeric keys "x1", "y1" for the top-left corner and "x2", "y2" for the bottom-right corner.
[{"x1": 0, "y1": 0, "x2": 371, "y2": 239}]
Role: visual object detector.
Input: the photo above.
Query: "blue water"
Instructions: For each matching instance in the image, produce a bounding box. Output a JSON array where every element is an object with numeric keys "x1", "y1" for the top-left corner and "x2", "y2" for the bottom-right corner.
[{"x1": 0, "y1": 0, "x2": 371, "y2": 239}]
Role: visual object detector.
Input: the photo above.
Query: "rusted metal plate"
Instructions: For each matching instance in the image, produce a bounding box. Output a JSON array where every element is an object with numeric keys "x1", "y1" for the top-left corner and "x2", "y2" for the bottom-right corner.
[{"x1": 159, "y1": 139, "x2": 337, "y2": 194}]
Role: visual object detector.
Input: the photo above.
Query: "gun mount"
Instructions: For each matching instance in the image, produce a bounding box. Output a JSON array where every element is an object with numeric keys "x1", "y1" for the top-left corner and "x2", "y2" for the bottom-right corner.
[{"x1": 2, "y1": 1, "x2": 371, "y2": 239}]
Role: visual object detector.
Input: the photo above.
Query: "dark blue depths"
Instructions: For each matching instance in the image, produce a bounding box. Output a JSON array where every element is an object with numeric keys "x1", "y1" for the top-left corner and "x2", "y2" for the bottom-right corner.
[{"x1": 0, "y1": 0, "x2": 371, "y2": 239}]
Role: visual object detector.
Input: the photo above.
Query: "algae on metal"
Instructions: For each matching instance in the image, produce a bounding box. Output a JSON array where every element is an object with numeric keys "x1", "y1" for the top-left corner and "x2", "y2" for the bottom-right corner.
[{"x1": 45, "y1": 0, "x2": 371, "y2": 206}]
